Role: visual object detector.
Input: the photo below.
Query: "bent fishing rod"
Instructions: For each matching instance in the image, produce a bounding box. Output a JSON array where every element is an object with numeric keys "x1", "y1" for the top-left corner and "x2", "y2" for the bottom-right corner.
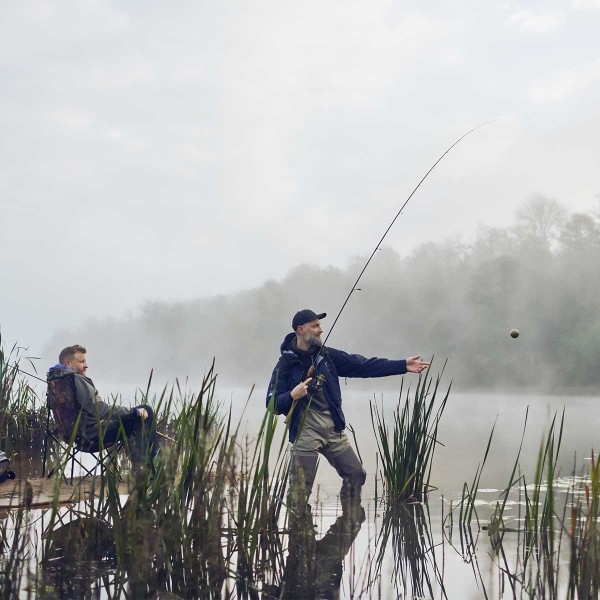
[
  {"x1": 317, "y1": 119, "x2": 496, "y2": 360},
  {"x1": 285, "y1": 120, "x2": 496, "y2": 423}
]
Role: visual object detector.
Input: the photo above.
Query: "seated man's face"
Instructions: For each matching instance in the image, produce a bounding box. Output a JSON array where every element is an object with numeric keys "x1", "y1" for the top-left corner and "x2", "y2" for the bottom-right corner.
[{"x1": 66, "y1": 352, "x2": 88, "y2": 376}]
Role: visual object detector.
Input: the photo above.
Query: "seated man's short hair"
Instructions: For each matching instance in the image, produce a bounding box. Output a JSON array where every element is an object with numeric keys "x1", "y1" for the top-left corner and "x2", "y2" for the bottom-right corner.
[{"x1": 59, "y1": 344, "x2": 87, "y2": 365}]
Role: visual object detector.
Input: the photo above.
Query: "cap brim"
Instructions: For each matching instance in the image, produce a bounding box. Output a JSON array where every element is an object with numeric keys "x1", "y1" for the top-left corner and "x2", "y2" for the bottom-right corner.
[{"x1": 317, "y1": 312, "x2": 326, "y2": 320}]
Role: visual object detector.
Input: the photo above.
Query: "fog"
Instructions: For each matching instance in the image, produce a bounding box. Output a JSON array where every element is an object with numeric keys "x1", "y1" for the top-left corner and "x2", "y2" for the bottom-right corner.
[
  {"x1": 2, "y1": 1, "x2": 600, "y2": 363},
  {"x1": 41, "y1": 197, "x2": 600, "y2": 395}
]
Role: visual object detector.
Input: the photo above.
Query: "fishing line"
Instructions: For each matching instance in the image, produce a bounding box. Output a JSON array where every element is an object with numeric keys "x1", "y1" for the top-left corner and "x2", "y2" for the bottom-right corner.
[
  {"x1": 318, "y1": 119, "x2": 497, "y2": 353},
  {"x1": 11, "y1": 367, "x2": 46, "y2": 384}
]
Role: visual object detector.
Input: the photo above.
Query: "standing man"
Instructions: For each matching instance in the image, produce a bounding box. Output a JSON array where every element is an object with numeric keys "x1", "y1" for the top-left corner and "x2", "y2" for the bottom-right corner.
[
  {"x1": 266, "y1": 309, "x2": 428, "y2": 506},
  {"x1": 47, "y1": 344, "x2": 157, "y2": 470}
]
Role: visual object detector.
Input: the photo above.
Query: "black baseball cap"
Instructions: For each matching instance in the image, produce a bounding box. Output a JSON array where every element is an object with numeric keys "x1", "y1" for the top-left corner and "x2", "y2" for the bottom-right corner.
[{"x1": 292, "y1": 309, "x2": 326, "y2": 330}]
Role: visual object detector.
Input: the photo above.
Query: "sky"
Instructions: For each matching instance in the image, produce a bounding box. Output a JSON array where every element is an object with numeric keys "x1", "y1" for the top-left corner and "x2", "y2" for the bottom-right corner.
[{"x1": 1, "y1": 0, "x2": 599, "y2": 355}]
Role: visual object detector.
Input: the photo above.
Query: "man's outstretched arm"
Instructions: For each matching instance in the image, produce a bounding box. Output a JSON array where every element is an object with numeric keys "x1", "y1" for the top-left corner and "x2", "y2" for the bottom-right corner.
[{"x1": 330, "y1": 349, "x2": 429, "y2": 378}]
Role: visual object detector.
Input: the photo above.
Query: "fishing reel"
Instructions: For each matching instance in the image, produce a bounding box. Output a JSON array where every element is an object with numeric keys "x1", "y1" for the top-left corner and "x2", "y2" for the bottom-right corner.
[{"x1": 307, "y1": 374, "x2": 326, "y2": 395}]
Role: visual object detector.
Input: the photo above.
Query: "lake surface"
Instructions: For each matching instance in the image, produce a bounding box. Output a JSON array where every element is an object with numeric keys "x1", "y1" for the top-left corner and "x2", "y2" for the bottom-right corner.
[
  {"x1": 16, "y1": 381, "x2": 599, "y2": 598},
  {"x1": 219, "y1": 386, "x2": 597, "y2": 500},
  {"x1": 215, "y1": 386, "x2": 598, "y2": 598}
]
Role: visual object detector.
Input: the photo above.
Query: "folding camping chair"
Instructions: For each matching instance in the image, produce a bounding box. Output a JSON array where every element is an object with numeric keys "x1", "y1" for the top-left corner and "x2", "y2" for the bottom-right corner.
[{"x1": 41, "y1": 372, "x2": 123, "y2": 483}]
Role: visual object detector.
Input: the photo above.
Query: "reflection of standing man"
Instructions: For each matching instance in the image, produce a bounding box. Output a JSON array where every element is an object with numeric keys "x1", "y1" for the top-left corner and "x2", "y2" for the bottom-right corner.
[
  {"x1": 275, "y1": 500, "x2": 366, "y2": 599},
  {"x1": 266, "y1": 309, "x2": 429, "y2": 505}
]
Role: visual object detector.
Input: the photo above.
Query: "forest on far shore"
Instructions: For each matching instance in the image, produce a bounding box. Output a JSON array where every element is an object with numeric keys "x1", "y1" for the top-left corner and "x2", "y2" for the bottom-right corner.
[{"x1": 45, "y1": 196, "x2": 600, "y2": 393}]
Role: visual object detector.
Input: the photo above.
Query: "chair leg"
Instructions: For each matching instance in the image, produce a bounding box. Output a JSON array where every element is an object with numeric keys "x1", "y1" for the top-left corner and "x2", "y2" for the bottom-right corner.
[
  {"x1": 45, "y1": 437, "x2": 125, "y2": 484},
  {"x1": 70, "y1": 450, "x2": 75, "y2": 485},
  {"x1": 45, "y1": 432, "x2": 65, "y2": 480},
  {"x1": 102, "y1": 441, "x2": 124, "y2": 479},
  {"x1": 41, "y1": 407, "x2": 52, "y2": 478}
]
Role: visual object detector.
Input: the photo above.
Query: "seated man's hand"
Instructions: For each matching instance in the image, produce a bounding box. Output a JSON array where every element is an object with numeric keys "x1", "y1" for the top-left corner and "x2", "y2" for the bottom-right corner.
[{"x1": 406, "y1": 355, "x2": 429, "y2": 373}]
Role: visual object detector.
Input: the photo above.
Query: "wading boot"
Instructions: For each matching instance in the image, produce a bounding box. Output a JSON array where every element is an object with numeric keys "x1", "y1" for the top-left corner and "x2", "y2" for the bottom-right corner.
[
  {"x1": 288, "y1": 453, "x2": 318, "y2": 526},
  {"x1": 329, "y1": 447, "x2": 366, "y2": 508}
]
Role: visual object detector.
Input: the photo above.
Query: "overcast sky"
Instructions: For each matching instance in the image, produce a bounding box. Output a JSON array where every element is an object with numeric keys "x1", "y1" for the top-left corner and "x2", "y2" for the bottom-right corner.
[{"x1": 1, "y1": 0, "x2": 599, "y2": 355}]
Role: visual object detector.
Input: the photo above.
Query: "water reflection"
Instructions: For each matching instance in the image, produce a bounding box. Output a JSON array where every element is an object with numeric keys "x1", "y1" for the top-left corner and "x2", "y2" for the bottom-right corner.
[
  {"x1": 373, "y1": 501, "x2": 446, "y2": 600},
  {"x1": 41, "y1": 510, "x2": 119, "y2": 598},
  {"x1": 263, "y1": 499, "x2": 365, "y2": 599}
]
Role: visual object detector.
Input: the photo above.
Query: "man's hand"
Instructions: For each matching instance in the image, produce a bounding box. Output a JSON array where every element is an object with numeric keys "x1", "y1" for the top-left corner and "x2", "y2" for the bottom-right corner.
[
  {"x1": 406, "y1": 356, "x2": 429, "y2": 373},
  {"x1": 138, "y1": 408, "x2": 149, "y2": 421},
  {"x1": 290, "y1": 378, "x2": 312, "y2": 401}
]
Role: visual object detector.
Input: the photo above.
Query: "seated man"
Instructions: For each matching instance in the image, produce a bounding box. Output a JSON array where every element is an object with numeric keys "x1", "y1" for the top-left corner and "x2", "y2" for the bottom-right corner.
[{"x1": 47, "y1": 344, "x2": 157, "y2": 470}]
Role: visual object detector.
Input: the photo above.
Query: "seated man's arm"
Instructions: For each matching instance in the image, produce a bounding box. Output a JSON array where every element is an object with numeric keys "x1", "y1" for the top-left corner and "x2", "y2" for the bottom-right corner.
[{"x1": 73, "y1": 376, "x2": 130, "y2": 420}]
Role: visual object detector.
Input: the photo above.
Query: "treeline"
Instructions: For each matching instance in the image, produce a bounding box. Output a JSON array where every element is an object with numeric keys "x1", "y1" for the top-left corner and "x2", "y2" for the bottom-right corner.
[{"x1": 44, "y1": 197, "x2": 600, "y2": 393}]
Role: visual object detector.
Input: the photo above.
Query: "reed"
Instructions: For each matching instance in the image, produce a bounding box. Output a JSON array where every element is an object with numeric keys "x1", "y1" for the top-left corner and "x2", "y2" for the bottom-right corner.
[
  {"x1": 489, "y1": 412, "x2": 564, "y2": 586},
  {"x1": 118, "y1": 363, "x2": 230, "y2": 598},
  {"x1": 371, "y1": 500, "x2": 446, "y2": 599},
  {"x1": 4, "y1": 357, "x2": 599, "y2": 599},
  {"x1": 221, "y1": 389, "x2": 291, "y2": 596},
  {"x1": 458, "y1": 419, "x2": 496, "y2": 532},
  {"x1": 568, "y1": 451, "x2": 600, "y2": 598},
  {"x1": 370, "y1": 361, "x2": 449, "y2": 502},
  {"x1": 0, "y1": 478, "x2": 36, "y2": 598},
  {"x1": 0, "y1": 335, "x2": 45, "y2": 460},
  {"x1": 35, "y1": 361, "x2": 294, "y2": 598}
]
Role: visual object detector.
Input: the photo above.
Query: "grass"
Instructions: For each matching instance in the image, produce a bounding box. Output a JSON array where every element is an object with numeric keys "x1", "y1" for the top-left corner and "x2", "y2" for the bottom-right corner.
[
  {"x1": 2, "y1": 347, "x2": 453, "y2": 596},
  {"x1": 4, "y1": 331, "x2": 600, "y2": 599},
  {"x1": 485, "y1": 410, "x2": 565, "y2": 598},
  {"x1": 446, "y1": 406, "x2": 600, "y2": 599},
  {"x1": 370, "y1": 360, "x2": 449, "y2": 502},
  {"x1": 0, "y1": 481, "x2": 33, "y2": 598},
  {"x1": 371, "y1": 500, "x2": 446, "y2": 599},
  {"x1": 568, "y1": 451, "x2": 600, "y2": 598},
  {"x1": 0, "y1": 335, "x2": 291, "y2": 596},
  {"x1": 32, "y1": 362, "x2": 292, "y2": 598},
  {"x1": 458, "y1": 417, "x2": 496, "y2": 532},
  {"x1": 0, "y1": 334, "x2": 45, "y2": 461}
]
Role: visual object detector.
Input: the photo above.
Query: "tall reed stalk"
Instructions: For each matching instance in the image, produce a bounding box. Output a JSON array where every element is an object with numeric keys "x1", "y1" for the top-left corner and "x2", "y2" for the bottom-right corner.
[
  {"x1": 0, "y1": 481, "x2": 33, "y2": 598},
  {"x1": 0, "y1": 334, "x2": 45, "y2": 459},
  {"x1": 476, "y1": 410, "x2": 566, "y2": 598},
  {"x1": 371, "y1": 500, "x2": 446, "y2": 598},
  {"x1": 36, "y1": 361, "x2": 292, "y2": 598},
  {"x1": 227, "y1": 396, "x2": 289, "y2": 596},
  {"x1": 370, "y1": 362, "x2": 449, "y2": 501},
  {"x1": 568, "y1": 451, "x2": 600, "y2": 598}
]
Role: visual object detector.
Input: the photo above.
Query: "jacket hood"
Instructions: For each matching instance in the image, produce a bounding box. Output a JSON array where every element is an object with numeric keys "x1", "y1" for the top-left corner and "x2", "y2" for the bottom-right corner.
[
  {"x1": 47, "y1": 364, "x2": 76, "y2": 381},
  {"x1": 280, "y1": 332, "x2": 297, "y2": 354}
]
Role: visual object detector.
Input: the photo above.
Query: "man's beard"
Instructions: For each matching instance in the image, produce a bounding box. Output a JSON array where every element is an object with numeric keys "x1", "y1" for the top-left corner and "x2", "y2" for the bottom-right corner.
[{"x1": 307, "y1": 335, "x2": 323, "y2": 349}]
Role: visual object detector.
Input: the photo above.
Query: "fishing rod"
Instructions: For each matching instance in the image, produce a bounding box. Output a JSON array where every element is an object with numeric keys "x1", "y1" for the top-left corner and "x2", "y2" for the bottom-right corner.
[
  {"x1": 284, "y1": 121, "x2": 497, "y2": 424},
  {"x1": 10, "y1": 367, "x2": 46, "y2": 383},
  {"x1": 285, "y1": 119, "x2": 498, "y2": 424},
  {"x1": 317, "y1": 119, "x2": 496, "y2": 356}
]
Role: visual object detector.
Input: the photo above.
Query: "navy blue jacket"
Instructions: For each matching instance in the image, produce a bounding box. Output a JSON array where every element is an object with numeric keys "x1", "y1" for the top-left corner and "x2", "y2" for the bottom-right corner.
[{"x1": 266, "y1": 332, "x2": 407, "y2": 442}]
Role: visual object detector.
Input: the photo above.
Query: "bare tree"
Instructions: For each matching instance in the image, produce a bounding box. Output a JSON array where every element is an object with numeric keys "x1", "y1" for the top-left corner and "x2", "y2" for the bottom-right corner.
[{"x1": 515, "y1": 195, "x2": 566, "y2": 250}]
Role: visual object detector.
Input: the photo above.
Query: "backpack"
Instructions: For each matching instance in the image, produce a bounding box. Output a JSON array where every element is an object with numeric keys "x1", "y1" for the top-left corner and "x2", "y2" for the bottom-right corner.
[{"x1": 0, "y1": 451, "x2": 15, "y2": 483}]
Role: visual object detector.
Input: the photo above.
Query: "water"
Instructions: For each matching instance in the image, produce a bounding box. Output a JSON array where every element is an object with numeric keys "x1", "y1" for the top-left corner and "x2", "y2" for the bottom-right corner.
[
  {"x1": 222, "y1": 387, "x2": 596, "y2": 500},
  {"x1": 218, "y1": 387, "x2": 598, "y2": 598},
  {"x1": 9, "y1": 388, "x2": 599, "y2": 598}
]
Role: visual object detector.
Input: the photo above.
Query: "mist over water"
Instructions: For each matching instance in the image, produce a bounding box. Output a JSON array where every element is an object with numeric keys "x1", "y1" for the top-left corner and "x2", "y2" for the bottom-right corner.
[{"x1": 42, "y1": 197, "x2": 600, "y2": 396}]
